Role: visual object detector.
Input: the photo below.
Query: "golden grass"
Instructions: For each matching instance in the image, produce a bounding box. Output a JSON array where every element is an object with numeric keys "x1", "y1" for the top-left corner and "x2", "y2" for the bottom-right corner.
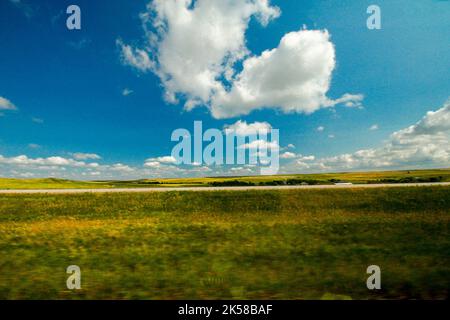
[{"x1": 0, "y1": 187, "x2": 449, "y2": 299}]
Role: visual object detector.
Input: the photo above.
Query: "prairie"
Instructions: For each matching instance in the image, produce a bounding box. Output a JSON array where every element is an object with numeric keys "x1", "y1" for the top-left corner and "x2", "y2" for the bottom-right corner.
[
  {"x1": 0, "y1": 186, "x2": 449, "y2": 299},
  {"x1": 0, "y1": 168, "x2": 449, "y2": 189}
]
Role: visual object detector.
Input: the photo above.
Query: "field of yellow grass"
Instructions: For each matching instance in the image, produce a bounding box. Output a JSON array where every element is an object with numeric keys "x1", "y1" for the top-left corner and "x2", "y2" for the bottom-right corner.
[{"x1": 0, "y1": 186, "x2": 449, "y2": 299}]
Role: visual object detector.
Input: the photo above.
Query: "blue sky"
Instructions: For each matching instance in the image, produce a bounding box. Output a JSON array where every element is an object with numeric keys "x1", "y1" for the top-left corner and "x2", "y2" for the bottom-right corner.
[{"x1": 0, "y1": 0, "x2": 449, "y2": 179}]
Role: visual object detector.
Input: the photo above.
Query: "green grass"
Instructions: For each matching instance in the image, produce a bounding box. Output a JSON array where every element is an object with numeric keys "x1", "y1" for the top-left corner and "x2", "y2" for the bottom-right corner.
[
  {"x1": 0, "y1": 178, "x2": 157, "y2": 189},
  {"x1": 1, "y1": 168, "x2": 449, "y2": 189},
  {"x1": 0, "y1": 186, "x2": 449, "y2": 299}
]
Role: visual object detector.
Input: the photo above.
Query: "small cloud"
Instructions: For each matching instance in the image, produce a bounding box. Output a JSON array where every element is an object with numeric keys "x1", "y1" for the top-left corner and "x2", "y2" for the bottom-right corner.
[
  {"x1": 8, "y1": 0, "x2": 34, "y2": 18},
  {"x1": 344, "y1": 101, "x2": 363, "y2": 109},
  {"x1": 370, "y1": 124, "x2": 379, "y2": 131},
  {"x1": 122, "y1": 88, "x2": 134, "y2": 96},
  {"x1": 67, "y1": 38, "x2": 91, "y2": 50},
  {"x1": 238, "y1": 139, "x2": 279, "y2": 151},
  {"x1": 144, "y1": 155, "x2": 178, "y2": 168},
  {"x1": 280, "y1": 152, "x2": 296, "y2": 159},
  {"x1": 0, "y1": 96, "x2": 18, "y2": 111},
  {"x1": 32, "y1": 117, "x2": 44, "y2": 124},
  {"x1": 316, "y1": 126, "x2": 324, "y2": 132},
  {"x1": 156, "y1": 156, "x2": 177, "y2": 164},
  {"x1": 230, "y1": 166, "x2": 252, "y2": 173},
  {"x1": 116, "y1": 39, "x2": 154, "y2": 72},
  {"x1": 51, "y1": 10, "x2": 64, "y2": 26},
  {"x1": 224, "y1": 120, "x2": 272, "y2": 136},
  {"x1": 336, "y1": 94, "x2": 364, "y2": 109},
  {"x1": 287, "y1": 143, "x2": 295, "y2": 149},
  {"x1": 328, "y1": 134, "x2": 335, "y2": 139},
  {"x1": 28, "y1": 143, "x2": 41, "y2": 149},
  {"x1": 72, "y1": 153, "x2": 101, "y2": 160},
  {"x1": 144, "y1": 161, "x2": 160, "y2": 168},
  {"x1": 298, "y1": 155, "x2": 315, "y2": 161},
  {"x1": 111, "y1": 163, "x2": 134, "y2": 173},
  {"x1": 18, "y1": 172, "x2": 35, "y2": 178}
]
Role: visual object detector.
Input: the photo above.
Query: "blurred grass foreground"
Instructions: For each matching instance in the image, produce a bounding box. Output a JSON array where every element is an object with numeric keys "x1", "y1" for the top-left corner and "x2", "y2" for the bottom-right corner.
[{"x1": 0, "y1": 186, "x2": 449, "y2": 299}]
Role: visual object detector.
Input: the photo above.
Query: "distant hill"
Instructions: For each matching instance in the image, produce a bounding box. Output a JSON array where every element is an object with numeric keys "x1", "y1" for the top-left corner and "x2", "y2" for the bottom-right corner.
[{"x1": 1, "y1": 168, "x2": 449, "y2": 189}]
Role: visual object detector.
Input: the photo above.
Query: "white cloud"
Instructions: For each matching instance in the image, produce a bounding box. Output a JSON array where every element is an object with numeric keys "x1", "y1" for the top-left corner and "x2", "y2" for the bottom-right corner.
[
  {"x1": 230, "y1": 166, "x2": 253, "y2": 173},
  {"x1": 0, "y1": 97, "x2": 17, "y2": 111},
  {"x1": 17, "y1": 172, "x2": 35, "y2": 178},
  {"x1": 284, "y1": 100, "x2": 450, "y2": 172},
  {"x1": 334, "y1": 93, "x2": 364, "y2": 109},
  {"x1": 328, "y1": 134, "x2": 335, "y2": 139},
  {"x1": 0, "y1": 155, "x2": 85, "y2": 167},
  {"x1": 280, "y1": 152, "x2": 314, "y2": 161},
  {"x1": 211, "y1": 30, "x2": 361, "y2": 118},
  {"x1": 144, "y1": 161, "x2": 161, "y2": 168},
  {"x1": 8, "y1": 0, "x2": 34, "y2": 18},
  {"x1": 224, "y1": 120, "x2": 272, "y2": 135},
  {"x1": 0, "y1": 153, "x2": 208, "y2": 180},
  {"x1": 72, "y1": 153, "x2": 102, "y2": 160},
  {"x1": 145, "y1": 0, "x2": 280, "y2": 106},
  {"x1": 280, "y1": 152, "x2": 296, "y2": 159},
  {"x1": 67, "y1": 38, "x2": 91, "y2": 50},
  {"x1": 117, "y1": 39, "x2": 154, "y2": 72},
  {"x1": 145, "y1": 155, "x2": 177, "y2": 167},
  {"x1": 144, "y1": 155, "x2": 177, "y2": 167},
  {"x1": 122, "y1": 88, "x2": 134, "y2": 96},
  {"x1": 28, "y1": 143, "x2": 41, "y2": 149},
  {"x1": 157, "y1": 156, "x2": 177, "y2": 164},
  {"x1": 238, "y1": 139, "x2": 279, "y2": 150},
  {"x1": 119, "y1": 1, "x2": 361, "y2": 118},
  {"x1": 31, "y1": 117, "x2": 44, "y2": 124},
  {"x1": 370, "y1": 124, "x2": 379, "y2": 131},
  {"x1": 317, "y1": 126, "x2": 324, "y2": 132},
  {"x1": 110, "y1": 163, "x2": 134, "y2": 173},
  {"x1": 298, "y1": 155, "x2": 315, "y2": 161}
]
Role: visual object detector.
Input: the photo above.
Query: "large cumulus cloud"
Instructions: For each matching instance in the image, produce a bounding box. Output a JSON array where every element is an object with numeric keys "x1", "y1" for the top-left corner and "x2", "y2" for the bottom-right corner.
[{"x1": 118, "y1": 0, "x2": 362, "y2": 118}]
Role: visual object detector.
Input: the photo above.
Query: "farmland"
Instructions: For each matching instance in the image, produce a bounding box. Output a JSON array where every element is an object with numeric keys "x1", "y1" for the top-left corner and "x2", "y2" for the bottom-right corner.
[
  {"x1": 0, "y1": 168, "x2": 449, "y2": 189},
  {"x1": 0, "y1": 186, "x2": 449, "y2": 299}
]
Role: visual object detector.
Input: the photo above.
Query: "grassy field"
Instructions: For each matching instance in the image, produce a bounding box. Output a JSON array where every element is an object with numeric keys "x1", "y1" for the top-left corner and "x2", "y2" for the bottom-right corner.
[
  {"x1": 0, "y1": 186, "x2": 449, "y2": 299},
  {"x1": 0, "y1": 168, "x2": 449, "y2": 189}
]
